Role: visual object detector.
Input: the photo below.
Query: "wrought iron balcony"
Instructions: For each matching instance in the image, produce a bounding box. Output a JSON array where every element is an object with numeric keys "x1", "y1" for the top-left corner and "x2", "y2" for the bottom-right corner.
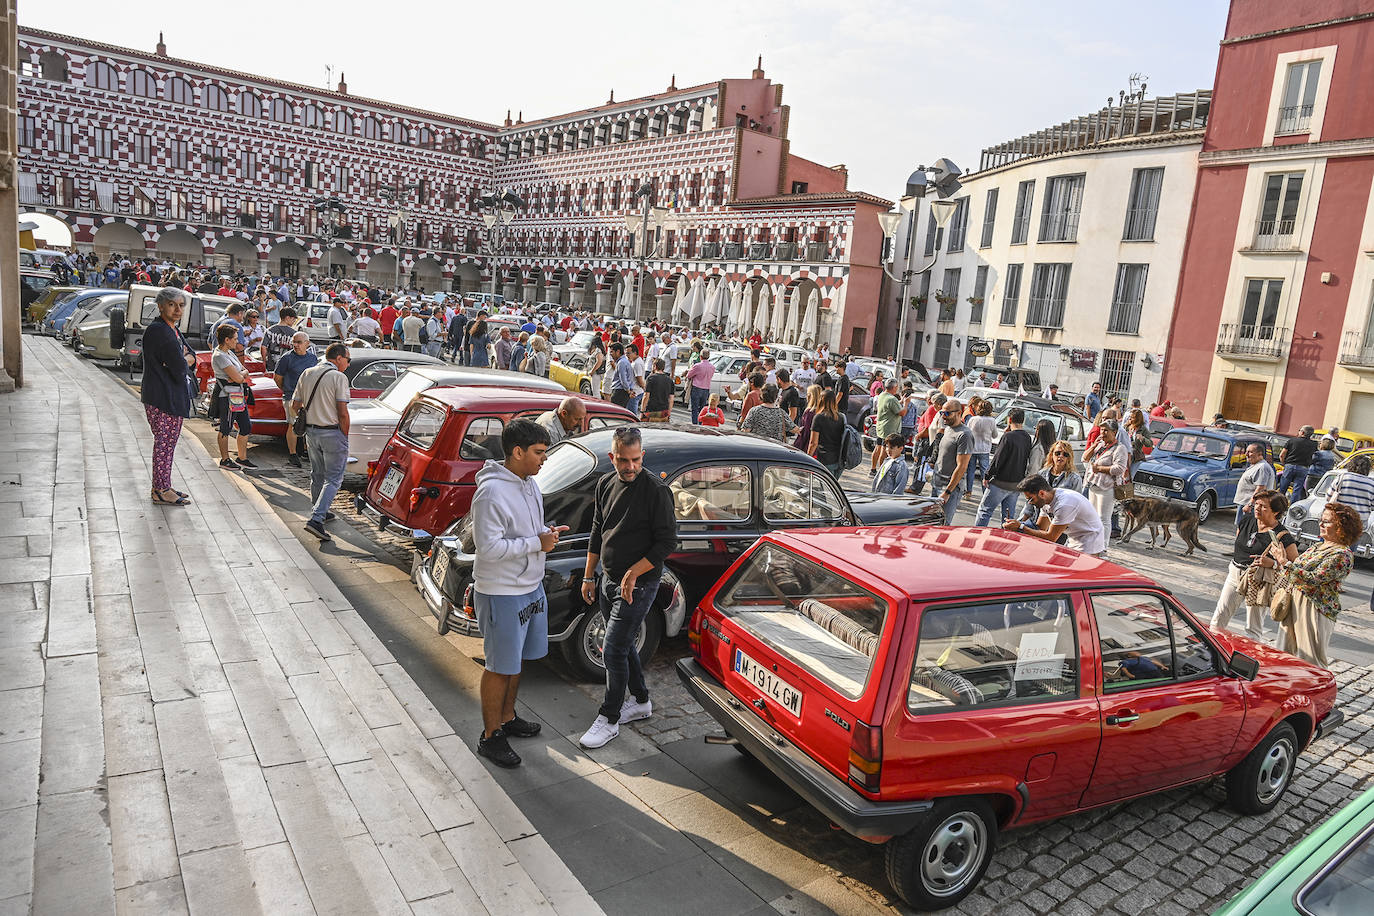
[
  {"x1": 1216, "y1": 323, "x2": 1290, "y2": 360},
  {"x1": 1339, "y1": 329, "x2": 1374, "y2": 369},
  {"x1": 1276, "y1": 103, "x2": 1314, "y2": 135},
  {"x1": 1249, "y1": 217, "x2": 1300, "y2": 252}
]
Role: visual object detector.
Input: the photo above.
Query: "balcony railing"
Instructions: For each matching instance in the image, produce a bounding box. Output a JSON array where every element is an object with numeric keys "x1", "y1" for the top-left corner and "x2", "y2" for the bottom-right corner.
[
  {"x1": 1251, "y1": 216, "x2": 1299, "y2": 251},
  {"x1": 1339, "y1": 329, "x2": 1374, "y2": 368},
  {"x1": 1276, "y1": 104, "x2": 1314, "y2": 135},
  {"x1": 1216, "y1": 323, "x2": 1291, "y2": 360}
]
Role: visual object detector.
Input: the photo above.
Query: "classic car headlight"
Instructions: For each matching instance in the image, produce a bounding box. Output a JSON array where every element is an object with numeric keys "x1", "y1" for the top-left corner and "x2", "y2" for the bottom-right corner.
[
  {"x1": 1288, "y1": 504, "x2": 1306, "y2": 521},
  {"x1": 1171, "y1": 479, "x2": 1184, "y2": 491}
]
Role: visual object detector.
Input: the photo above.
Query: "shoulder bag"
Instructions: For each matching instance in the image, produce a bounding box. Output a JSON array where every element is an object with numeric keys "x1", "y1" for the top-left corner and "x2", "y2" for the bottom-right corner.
[{"x1": 293, "y1": 366, "x2": 337, "y2": 438}]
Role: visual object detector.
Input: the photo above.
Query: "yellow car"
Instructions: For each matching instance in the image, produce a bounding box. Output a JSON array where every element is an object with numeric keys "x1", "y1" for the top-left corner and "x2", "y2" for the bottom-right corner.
[
  {"x1": 1316, "y1": 428, "x2": 1374, "y2": 456},
  {"x1": 26, "y1": 285, "x2": 83, "y2": 324},
  {"x1": 549, "y1": 348, "x2": 597, "y2": 396}
]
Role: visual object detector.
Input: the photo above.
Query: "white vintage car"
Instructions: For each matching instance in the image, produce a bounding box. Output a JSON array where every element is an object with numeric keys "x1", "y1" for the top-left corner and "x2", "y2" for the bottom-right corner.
[{"x1": 1285, "y1": 468, "x2": 1374, "y2": 558}]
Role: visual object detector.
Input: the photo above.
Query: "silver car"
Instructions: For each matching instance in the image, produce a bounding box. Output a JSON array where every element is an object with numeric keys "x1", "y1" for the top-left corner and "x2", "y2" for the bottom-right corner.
[{"x1": 1286, "y1": 469, "x2": 1374, "y2": 558}]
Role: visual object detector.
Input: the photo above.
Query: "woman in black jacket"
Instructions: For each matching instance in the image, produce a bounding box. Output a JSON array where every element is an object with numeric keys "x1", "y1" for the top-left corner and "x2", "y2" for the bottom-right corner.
[{"x1": 142, "y1": 287, "x2": 195, "y2": 506}]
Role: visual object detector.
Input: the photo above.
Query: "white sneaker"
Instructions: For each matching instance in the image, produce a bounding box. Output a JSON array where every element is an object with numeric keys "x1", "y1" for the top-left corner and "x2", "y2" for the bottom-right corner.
[
  {"x1": 579, "y1": 715, "x2": 619, "y2": 749},
  {"x1": 618, "y1": 699, "x2": 652, "y2": 724}
]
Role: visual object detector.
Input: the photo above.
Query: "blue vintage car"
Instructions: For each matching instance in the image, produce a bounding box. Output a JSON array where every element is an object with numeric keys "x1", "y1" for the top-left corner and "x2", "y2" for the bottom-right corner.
[{"x1": 1130, "y1": 427, "x2": 1280, "y2": 524}]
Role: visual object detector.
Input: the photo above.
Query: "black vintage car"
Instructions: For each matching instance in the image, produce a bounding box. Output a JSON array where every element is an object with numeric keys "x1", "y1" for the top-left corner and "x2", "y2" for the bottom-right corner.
[{"x1": 411, "y1": 425, "x2": 944, "y2": 678}]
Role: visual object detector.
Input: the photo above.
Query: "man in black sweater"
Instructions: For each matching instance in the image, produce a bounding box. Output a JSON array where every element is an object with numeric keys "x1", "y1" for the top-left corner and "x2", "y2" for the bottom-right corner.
[
  {"x1": 975, "y1": 407, "x2": 1033, "y2": 526},
  {"x1": 577, "y1": 427, "x2": 677, "y2": 748}
]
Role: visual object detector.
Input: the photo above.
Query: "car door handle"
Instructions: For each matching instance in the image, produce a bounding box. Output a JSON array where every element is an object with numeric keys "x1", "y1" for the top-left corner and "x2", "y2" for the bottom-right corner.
[{"x1": 1106, "y1": 711, "x2": 1139, "y2": 726}]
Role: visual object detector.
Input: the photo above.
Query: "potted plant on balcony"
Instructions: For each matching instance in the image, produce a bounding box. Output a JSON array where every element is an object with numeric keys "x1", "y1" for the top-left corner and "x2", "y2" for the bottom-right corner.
[
  {"x1": 934, "y1": 290, "x2": 957, "y2": 307},
  {"x1": 966, "y1": 295, "x2": 984, "y2": 306}
]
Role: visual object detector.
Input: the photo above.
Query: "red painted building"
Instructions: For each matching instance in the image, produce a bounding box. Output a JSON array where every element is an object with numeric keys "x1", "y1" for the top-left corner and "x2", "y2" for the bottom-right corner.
[{"x1": 1162, "y1": 0, "x2": 1374, "y2": 431}]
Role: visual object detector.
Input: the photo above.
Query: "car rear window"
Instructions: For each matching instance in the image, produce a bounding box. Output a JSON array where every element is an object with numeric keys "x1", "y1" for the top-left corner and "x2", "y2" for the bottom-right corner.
[
  {"x1": 459, "y1": 417, "x2": 504, "y2": 460},
  {"x1": 909, "y1": 597, "x2": 1077, "y2": 712},
  {"x1": 1296, "y1": 822, "x2": 1374, "y2": 915},
  {"x1": 398, "y1": 401, "x2": 446, "y2": 449},
  {"x1": 715, "y1": 543, "x2": 888, "y2": 699}
]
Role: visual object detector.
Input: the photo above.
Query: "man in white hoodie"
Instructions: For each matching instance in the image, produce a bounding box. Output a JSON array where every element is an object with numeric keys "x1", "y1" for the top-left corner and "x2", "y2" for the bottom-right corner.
[{"x1": 472, "y1": 418, "x2": 567, "y2": 768}]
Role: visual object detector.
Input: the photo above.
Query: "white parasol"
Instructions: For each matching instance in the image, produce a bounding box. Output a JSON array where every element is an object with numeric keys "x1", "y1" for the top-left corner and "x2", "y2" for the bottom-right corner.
[
  {"x1": 768, "y1": 285, "x2": 787, "y2": 340},
  {"x1": 726, "y1": 282, "x2": 745, "y2": 335},
  {"x1": 753, "y1": 285, "x2": 771, "y2": 338},
  {"x1": 702, "y1": 278, "x2": 725, "y2": 326},
  {"x1": 672, "y1": 277, "x2": 687, "y2": 321},
  {"x1": 783, "y1": 290, "x2": 801, "y2": 344},
  {"x1": 685, "y1": 275, "x2": 706, "y2": 326},
  {"x1": 733, "y1": 284, "x2": 750, "y2": 338},
  {"x1": 801, "y1": 288, "x2": 820, "y2": 348}
]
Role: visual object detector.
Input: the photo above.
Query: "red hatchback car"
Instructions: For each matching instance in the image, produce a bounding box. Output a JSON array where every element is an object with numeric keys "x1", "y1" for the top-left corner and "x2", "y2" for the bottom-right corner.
[
  {"x1": 680, "y1": 526, "x2": 1342, "y2": 910},
  {"x1": 357, "y1": 386, "x2": 636, "y2": 541}
]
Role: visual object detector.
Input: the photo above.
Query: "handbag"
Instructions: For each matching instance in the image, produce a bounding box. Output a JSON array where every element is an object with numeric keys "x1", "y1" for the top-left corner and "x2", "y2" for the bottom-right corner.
[
  {"x1": 293, "y1": 366, "x2": 337, "y2": 438},
  {"x1": 1270, "y1": 582, "x2": 1293, "y2": 623},
  {"x1": 1238, "y1": 563, "x2": 1277, "y2": 607}
]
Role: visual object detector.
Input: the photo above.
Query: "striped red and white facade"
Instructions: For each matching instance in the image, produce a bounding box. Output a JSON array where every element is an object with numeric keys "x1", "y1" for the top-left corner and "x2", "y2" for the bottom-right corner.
[{"x1": 17, "y1": 29, "x2": 890, "y2": 352}]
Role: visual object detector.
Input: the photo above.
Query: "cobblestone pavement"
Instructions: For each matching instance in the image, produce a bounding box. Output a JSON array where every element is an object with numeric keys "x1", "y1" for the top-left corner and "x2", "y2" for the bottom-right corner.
[{"x1": 100, "y1": 356, "x2": 1374, "y2": 914}]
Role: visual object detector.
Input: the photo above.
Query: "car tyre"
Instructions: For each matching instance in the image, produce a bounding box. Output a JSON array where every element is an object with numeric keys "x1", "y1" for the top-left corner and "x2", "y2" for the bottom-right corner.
[
  {"x1": 1226, "y1": 721, "x2": 1297, "y2": 815},
  {"x1": 561, "y1": 592, "x2": 666, "y2": 681},
  {"x1": 886, "y1": 797, "x2": 997, "y2": 911},
  {"x1": 1196, "y1": 491, "x2": 1216, "y2": 525},
  {"x1": 579, "y1": 379, "x2": 593, "y2": 396}
]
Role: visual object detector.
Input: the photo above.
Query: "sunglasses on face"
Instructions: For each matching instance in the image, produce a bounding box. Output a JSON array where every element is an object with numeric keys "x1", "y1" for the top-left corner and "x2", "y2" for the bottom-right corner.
[{"x1": 1053, "y1": 450, "x2": 1070, "y2": 457}]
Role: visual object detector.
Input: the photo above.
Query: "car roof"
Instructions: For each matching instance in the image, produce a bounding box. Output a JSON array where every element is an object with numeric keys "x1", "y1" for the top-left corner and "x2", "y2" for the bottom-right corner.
[
  {"x1": 568, "y1": 423, "x2": 829, "y2": 468},
  {"x1": 421, "y1": 385, "x2": 634, "y2": 413},
  {"x1": 408, "y1": 365, "x2": 564, "y2": 391},
  {"x1": 347, "y1": 348, "x2": 439, "y2": 365},
  {"x1": 767, "y1": 526, "x2": 1158, "y2": 598}
]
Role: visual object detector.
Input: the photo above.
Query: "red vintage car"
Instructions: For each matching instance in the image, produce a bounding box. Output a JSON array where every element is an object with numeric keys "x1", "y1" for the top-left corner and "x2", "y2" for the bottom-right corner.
[
  {"x1": 679, "y1": 526, "x2": 1342, "y2": 910},
  {"x1": 356, "y1": 386, "x2": 636, "y2": 541},
  {"x1": 194, "y1": 348, "x2": 442, "y2": 437}
]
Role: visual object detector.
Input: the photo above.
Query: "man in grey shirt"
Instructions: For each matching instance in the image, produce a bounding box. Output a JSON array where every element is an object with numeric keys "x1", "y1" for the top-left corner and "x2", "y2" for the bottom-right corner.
[
  {"x1": 1234, "y1": 442, "x2": 1277, "y2": 527},
  {"x1": 535, "y1": 397, "x2": 586, "y2": 446},
  {"x1": 930, "y1": 399, "x2": 973, "y2": 525}
]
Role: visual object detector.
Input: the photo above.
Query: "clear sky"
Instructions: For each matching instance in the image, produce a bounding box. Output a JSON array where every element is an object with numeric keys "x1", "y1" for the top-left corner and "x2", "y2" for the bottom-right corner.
[{"x1": 22, "y1": 0, "x2": 1230, "y2": 198}]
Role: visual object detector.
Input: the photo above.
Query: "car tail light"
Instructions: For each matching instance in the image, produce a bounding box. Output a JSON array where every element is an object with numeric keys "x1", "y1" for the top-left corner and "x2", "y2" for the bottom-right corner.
[
  {"x1": 686, "y1": 609, "x2": 702, "y2": 657},
  {"x1": 366, "y1": 460, "x2": 378, "y2": 478},
  {"x1": 409, "y1": 486, "x2": 438, "y2": 510},
  {"x1": 848, "y1": 720, "x2": 882, "y2": 792}
]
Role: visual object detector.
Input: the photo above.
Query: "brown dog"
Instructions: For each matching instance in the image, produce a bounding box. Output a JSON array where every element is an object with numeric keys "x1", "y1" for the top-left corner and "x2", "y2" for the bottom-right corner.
[{"x1": 1118, "y1": 496, "x2": 1208, "y2": 557}]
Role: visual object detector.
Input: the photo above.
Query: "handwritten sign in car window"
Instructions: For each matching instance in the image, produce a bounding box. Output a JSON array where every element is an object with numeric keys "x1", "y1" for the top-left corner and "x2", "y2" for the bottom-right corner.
[{"x1": 1014, "y1": 632, "x2": 1064, "y2": 681}]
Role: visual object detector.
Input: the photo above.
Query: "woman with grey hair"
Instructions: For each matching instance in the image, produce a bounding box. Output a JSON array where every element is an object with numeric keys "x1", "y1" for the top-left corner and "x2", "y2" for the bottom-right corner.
[{"x1": 141, "y1": 287, "x2": 196, "y2": 505}]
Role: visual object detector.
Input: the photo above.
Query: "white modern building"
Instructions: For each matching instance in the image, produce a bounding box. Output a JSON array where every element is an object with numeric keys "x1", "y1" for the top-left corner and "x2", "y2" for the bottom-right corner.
[{"x1": 890, "y1": 90, "x2": 1210, "y2": 403}]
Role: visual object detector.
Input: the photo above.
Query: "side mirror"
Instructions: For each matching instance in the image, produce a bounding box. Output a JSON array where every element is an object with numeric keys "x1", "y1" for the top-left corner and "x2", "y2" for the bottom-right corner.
[{"x1": 1227, "y1": 651, "x2": 1259, "y2": 681}]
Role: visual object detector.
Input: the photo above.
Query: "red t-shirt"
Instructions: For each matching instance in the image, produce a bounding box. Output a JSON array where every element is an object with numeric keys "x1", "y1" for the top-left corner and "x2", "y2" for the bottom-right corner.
[
  {"x1": 633, "y1": 334, "x2": 646, "y2": 357},
  {"x1": 698, "y1": 406, "x2": 725, "y2": 427},
  {"x1": 379, "y1": 306, "x2": 398, "y2": 334},
  {"x1": 218, "y1": 286, "x2": 234, "y2": 297},
  {"x1": 560, "y1": 316, "x2": 574, "y2": 330}
]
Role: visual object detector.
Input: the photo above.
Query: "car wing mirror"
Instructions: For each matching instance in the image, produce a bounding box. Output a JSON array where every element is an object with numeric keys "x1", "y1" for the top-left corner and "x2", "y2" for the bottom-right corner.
[{"x1": 1227, "y1": 651, "x2": 1259, "y2": 681}]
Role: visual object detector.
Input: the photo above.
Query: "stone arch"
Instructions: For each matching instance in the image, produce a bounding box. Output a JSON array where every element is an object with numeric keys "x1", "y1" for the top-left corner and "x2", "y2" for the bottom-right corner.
[
  {"x1": 39, "y1": 50, "x2": 68, "y2": 82},
  {"x1": 214, "y1": 235, "x2": 260, "y2": 273},
  {"x1": 268, "y1": 240, "x2": 309, "y2": 278},
  {"x1": 154, "y1": 228, "x2": 204, "y2": 262},
  {"x1": 367, "y1": 251, "x2": 397, "y2": 287},
  {"x1": 413, "y1": 255, "x2": 443, "y2": 292},
  {"x1": 785, "y1": 277, "x2": 823, "y2": 347},
  {"x1": 20, "y1": 211, "x2": 74, "y2": 248},
  {"x1": 452, "y1": 262, "x2": 481, "y2": 293},
  {"x1": 322, "y1": 244, "x2": 355, "y2": 280},
  {"x1": 556, "y1": 269, "x2": 572, "y2": 306},
  {"x1": 92, "y1": 221, "x2": 147, "y2": 259}
]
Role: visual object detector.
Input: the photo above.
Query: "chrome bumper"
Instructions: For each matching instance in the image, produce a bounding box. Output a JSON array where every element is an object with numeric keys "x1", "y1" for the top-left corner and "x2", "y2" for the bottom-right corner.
[
  {"x1": 353, "y1": 494, "x2": 431, "y2": 541},
  {"x1": 411, "y1": 552, "x2": 481, "y2": 636}
]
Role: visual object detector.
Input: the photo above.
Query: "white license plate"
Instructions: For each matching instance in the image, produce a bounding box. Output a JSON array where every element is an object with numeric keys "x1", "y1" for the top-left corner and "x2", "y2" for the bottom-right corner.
[
  {"x1": 432, "y1": 548, "x2": 451, "y2": 591},
  {"x1": 379, "y1": 467, "x2": 404, "y2": 500},
  {"x1": 733, "y1": 648, "x2": 803, "y2": 718},
  {"x1": 1134, "y1": 484, "x2": 1168, "y2": 498}
]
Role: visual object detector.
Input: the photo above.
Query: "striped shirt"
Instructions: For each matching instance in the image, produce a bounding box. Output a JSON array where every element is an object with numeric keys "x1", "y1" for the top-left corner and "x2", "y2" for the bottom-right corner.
[{"x1": 1333, "y1": 471, "x2": 1374, "y2": 518}]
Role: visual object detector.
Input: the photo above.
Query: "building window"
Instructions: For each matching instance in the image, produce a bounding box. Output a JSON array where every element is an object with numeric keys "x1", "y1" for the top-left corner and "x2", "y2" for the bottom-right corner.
[
  {"x1": 169, "y1": 139, "x2": 188, "y2": 169},
  {"x1": 304, "y1": 162, "x2": 318, "y2": 188},
  {"x1": 946, "y1": 198, "x2": 970, "y2": 253},
  {"x1": 336, "y1": 165, "x2": 350, "y2": 190},
  {"x1": 87, "y1": 61, "x2": 118, "y2": 90},
  {"x1": 979, "y1": 189, "x2": 998, "y2": 248},
  {"x1": 167, "y1": 190, "x2": 187, "y2": 221},
  {"x1": 1038, "y1": 175, "x2": 1085, "y2": 242},
  {"x1": 1100, "y1": 349, "x2": 1135, "y2": 401},
  {"x1": 335, "y1": 111, "x2": 354, "y2": 134},
  {"x1": 240, "y1": 199, "x2": 258, "y2": 228},
  {"x1": 94, "y1": 181, "x2": 114, "y2": 211},
  {"x1": 1240, "y1": 278, "x2": 1284, "y2": 339},
  {"x1": 1123, "y1": 167, "x2": 1164, "y2": 241},
  {"x1": 303, "y1": 104, "x2": 324, "y2": 129},
  {"x1": 39, "y1": 51, "x2": 68, "y2": 82},
  {"x1": 206, "y1": 145, "x2": 224, "y2": 174},
  {"x1": 269, "y1": 98, "x2": 292, "y2": 123},
  {"x1": 1255, "y1": 172, "x2": 1303, "y2": 250},
  {"x1": 205, "y1": 194, "x2": 223, "y2": 223},
  {"x1": 971, "y1": 265, "x2": 988, "y2": 324},
  {"x1": 131, "y1": 134, "x2": 152, "y2": 165},
  {"x1": 1000, "y1": 264, "x2": 1022, "y2": 325},
  {"x1": 934, "y1": 333, "x2": 953, "y2": 371},
  {"x1": 271, "y1": 157, "x2": 291, "y2": 184},
  {"x1": 128, "y1": 70, "x2": 157, "y2": 98},
  {"x1": 19, "y1": 59, "x2": 36, "y2": 78},
  {"x1": 239, "y1": 92, "x2": 261, "y2": 118},
  {"x1": 52, "y1": 122, "x2": 74, "y2": 153},
  {"x1": 1026, "y1": 263, "x2": 1072, "y2": 329},
  {"x1": 923, "y1": 207, "x2": 943, "y2": 257},
  {"x1": 239, "y1": 150, "x2": 258, "y2": 180},
  {"x1": 1010, "y1": 180, "x2": 1034, "y2": 245},
  {"x1": 393, "y1": 122, "x2": 410, "y2": 145},
  {"x1": 133, "y1": 187, "x2": 155, "y2": 217},
  {"x1": 916, "y1": 272, "x2": 931, "y2": 322},
  {"x1": 363, "y1": 117, "x2": 381, "y2": 140},
  {"x1": 274, "y1": 203, "x2": 289, "y2": 232},
  {"x1": 204, "y1": 84, "x2": 229, "y2": 111},
  {"x1": 18, "y1": 116, "x2": 36, "y2": 147},
  {"x1": 791, "y1": 181, "x2": 809, "y2": 194},
  {"x1": 93, "y1": 128, "x2": 114, "y2": 158},
  {"x1": 164, "y1": 77, "x2": 193, "y2": 105},
  {"x1": 1277, "y1": 60, "x2": 1321, "y2": 135},
  {"x1": 939, "y1": 268, "x2": 961, "y2": 321},
  {"x1": 1108, "y1": 264, "x2": 1149, "y2": 335}
]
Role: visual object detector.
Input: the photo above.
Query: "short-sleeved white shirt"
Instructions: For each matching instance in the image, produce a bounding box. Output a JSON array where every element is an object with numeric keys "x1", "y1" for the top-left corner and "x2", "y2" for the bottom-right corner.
[{"x1": 1045, "y1": 488, "x2": 1106, "y2": 556}]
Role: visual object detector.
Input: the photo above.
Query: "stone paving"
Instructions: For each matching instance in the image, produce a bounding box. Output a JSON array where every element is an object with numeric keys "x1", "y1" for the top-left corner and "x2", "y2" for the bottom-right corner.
[{"x1": 0, "y1": 337, "x2": 601, "y2": 915}]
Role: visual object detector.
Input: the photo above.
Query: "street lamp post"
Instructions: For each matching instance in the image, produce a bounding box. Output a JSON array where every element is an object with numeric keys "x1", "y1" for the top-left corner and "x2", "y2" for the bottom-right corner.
[
  {"x1": 477, "y1": 190, "x2": 527, "y2": 300},
  {"x1": 876, "y1": 161, "x2": 962, "y2": 365},
  {"x1": 380, "y1": 181, "x2": 421, "y2": 294},
  {"x1": 624, "y1": 182, "x2": 672, "y2": 322}
]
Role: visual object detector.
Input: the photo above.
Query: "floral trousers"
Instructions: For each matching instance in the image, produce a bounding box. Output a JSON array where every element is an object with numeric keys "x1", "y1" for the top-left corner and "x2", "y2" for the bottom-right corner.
[{"x1": 144, "y1": 404, "x2": 183, "y2": 491}]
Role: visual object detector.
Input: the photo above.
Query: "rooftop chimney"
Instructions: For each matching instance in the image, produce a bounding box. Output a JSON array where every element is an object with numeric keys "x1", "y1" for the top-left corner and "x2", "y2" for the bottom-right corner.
[
  {"x1": 336, "y1": 71, "x2": 348, "y2": 94},
  {"x1": 752, "y1": 55, "x2": 764, "y2": 79},
  {"x1": 516, "y1": 110, "x2": 523, "y2": 124},
  {"x1": 504, "y1": 109, "x2": 513, "y2": 127},
  {"x1": 667, "y1": 74, "x2": 677, "y2": 91},
  {"x1": 608, "y1": 89, "x2": 615, "y2": 104},
  {"x1": 155, "y1": 32, "x2": 167, "y2": 57}
]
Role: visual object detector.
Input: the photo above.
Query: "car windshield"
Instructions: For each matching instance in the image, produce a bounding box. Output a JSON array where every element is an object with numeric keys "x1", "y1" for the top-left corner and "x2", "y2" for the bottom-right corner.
[
  {"x1": 1294, "y1": 820, "x2": 1374, "y2": 914},
  {"x1": 537, "y1": 442, "x2": 598, "y2": 535},
  {"x1": 715, "y1": 543, "x2": 889, "y2": 699},
  {"x1": 379, "y1": 371, "x2": 436, "y2": 411},
  {"x1": 1155, "y1": 431, "x2": 1229, "y2": 460},
  {"x1": 569, "y1": 330, "x2": 597, "y2": 349}
]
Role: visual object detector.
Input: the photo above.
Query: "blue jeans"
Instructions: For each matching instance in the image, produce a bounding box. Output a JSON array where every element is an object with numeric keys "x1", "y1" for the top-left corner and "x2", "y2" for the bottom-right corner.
[
  {"x1": 305, "y1": 428, "x2": 349, "y2": 525},
  {"x1": 1277, "y1": 464, "x2": 1309, "y2": 501},
  {"x1": 597, "y1": 573, "x2": 661, "y2": 722},
  {"x1": 689, "y1": 387, "x2": 709, "y2": 425},
  {"x1": 935, "y1": 480, "x2": 965, "y2": 525},
  {"x1": 627, "y1": 394, "x2": 643, "y2": 416},
  {"x1": 975, "y1": 483, "x2": 1019, "y2": 526},
  {"x1": 965, "y1": 452, "x2": 990, "y2": 493}
]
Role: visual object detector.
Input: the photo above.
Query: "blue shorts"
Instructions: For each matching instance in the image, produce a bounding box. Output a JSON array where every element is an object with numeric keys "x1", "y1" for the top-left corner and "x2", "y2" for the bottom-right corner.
[{"x1": 475, "y1": 587, "x2": 548, "y2": 675}]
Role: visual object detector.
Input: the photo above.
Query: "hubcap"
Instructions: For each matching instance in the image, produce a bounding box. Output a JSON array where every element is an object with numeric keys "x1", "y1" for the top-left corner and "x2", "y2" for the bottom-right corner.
[
  {"x1": 1257, "y1": 737, "x2": 1293, "y2": 804},
  {"x1": 920, "y1": 812, "x2": 987, "y2": 898},
  {"x1": 582, "y1": 610, "x2": 647, "y2": 669},
  {"x1": 1198, "y1": 496, "x2": 1212, "y2": 523}
]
